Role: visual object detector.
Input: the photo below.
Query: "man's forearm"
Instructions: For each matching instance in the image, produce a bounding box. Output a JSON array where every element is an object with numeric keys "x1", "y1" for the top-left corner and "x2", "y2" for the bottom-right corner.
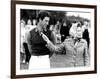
[
  {"x1": 46, "y1": 40, "x2": 64, "y2": 53},
  {"x1": 46, "y1": 40, "x2": 56, "y2": 52}
]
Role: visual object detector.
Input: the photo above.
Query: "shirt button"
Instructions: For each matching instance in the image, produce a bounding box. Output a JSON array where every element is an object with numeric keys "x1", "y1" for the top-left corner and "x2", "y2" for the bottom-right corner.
[{"x1": 73, "y1": 54, "x2": 76, "y2": 57}]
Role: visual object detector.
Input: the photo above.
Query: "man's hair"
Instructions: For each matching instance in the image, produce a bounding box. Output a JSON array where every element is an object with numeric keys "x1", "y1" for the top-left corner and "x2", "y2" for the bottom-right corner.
[{"x1": 37, "y1": 11, "x2": 50, "y2": 22}]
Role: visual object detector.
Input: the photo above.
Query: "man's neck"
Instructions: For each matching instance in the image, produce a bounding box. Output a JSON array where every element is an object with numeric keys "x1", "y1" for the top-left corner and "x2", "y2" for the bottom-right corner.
[{"x1": 37, "y1": 23, "x2": 43, "y2": 32}]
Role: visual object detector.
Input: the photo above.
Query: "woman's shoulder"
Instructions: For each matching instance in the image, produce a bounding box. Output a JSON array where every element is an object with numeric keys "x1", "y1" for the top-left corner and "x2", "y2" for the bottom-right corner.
[
  {"x1": 64, "y1": 37, "x2": 73, "y2": 42},
  {"x1": 80, "y1": 39, "x2": 87, "y2": 44}
]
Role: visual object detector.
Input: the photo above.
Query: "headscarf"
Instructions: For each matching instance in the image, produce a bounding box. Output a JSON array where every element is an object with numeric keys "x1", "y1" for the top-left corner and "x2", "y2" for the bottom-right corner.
[{"x1": 69, "y1": 23, "x2": 78, "y2": 38}]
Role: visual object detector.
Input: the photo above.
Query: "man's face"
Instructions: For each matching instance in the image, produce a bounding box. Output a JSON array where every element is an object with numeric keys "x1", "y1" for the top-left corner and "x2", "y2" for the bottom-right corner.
[{"x1": 40, "y1": 17, "x2": 50, "y2": 30}]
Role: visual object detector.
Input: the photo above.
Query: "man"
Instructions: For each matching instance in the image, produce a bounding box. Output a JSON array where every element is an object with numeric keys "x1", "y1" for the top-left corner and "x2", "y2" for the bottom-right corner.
[
  {"x1": 42, "y1": 22, "x2": 89, "y2": 67},
  {"x1": 27, "y1": 11, "x2": 54, "y2": 69}
]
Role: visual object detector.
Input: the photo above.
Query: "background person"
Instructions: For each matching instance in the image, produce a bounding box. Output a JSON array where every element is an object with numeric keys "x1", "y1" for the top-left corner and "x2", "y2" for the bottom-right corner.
[
  {"x1": 52, "y1": 20, "x2": 62, "y2": 45},
  {"x1": 23, "y1": 19, "x2": 32, "y2": 64},
  {"x1": 82, "y1": 21, "x2": 90, "y2": 48},
  {"x1": 20, "y1": 19, "x2": 26, "y2": 63}
]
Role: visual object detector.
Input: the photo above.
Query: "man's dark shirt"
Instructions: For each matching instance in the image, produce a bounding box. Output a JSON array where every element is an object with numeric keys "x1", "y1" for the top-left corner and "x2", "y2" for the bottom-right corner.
[{"x1": 28, "y1": 28, "x2": 53, "y2": 56}]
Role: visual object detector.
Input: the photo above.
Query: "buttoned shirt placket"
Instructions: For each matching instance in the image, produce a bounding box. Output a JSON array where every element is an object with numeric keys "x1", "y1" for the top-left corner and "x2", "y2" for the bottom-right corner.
[{"x1": 73, "y1": 41, "x2": 79, "y2": 67}]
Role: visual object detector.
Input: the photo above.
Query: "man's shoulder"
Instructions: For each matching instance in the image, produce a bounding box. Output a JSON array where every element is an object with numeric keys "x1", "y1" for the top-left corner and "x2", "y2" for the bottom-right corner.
[
  {"x1": 29, "y1": 28, "x2": 38, "y2": 37},
  {"x1": 30, "y1": 27, "x2": 37, "y2": 33}
]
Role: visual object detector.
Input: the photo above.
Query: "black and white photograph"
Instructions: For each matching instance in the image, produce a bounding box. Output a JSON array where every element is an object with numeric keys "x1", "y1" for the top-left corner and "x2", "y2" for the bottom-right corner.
[
  {"x1": 20, "y1": 9, "x2": 91, "y2": 70},
  {"x1": 11, "y1": 1, "x2": 97, "y2": 78}
]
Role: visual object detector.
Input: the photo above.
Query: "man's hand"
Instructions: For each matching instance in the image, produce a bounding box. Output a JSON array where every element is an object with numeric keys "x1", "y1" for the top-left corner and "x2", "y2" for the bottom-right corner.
[{"x1": 41, "y1": 32, "x2": 50, "y2": 43}]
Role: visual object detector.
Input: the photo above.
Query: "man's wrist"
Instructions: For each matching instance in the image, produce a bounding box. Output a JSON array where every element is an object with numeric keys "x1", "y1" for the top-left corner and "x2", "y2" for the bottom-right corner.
[{"x1": 47, "y1": 40, "x2": 50, "y2": 44}]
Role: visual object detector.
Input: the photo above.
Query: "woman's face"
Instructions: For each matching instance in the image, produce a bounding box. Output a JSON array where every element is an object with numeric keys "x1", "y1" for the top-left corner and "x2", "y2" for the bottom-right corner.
[{"x1": 76, "y1": 27, "x2": 83, "y2": 38}]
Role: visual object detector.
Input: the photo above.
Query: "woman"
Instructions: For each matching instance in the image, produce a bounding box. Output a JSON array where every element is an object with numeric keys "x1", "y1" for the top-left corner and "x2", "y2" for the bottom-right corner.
[{"x1": 42, "y1": 22, "x2": 89, "y2": 67}]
